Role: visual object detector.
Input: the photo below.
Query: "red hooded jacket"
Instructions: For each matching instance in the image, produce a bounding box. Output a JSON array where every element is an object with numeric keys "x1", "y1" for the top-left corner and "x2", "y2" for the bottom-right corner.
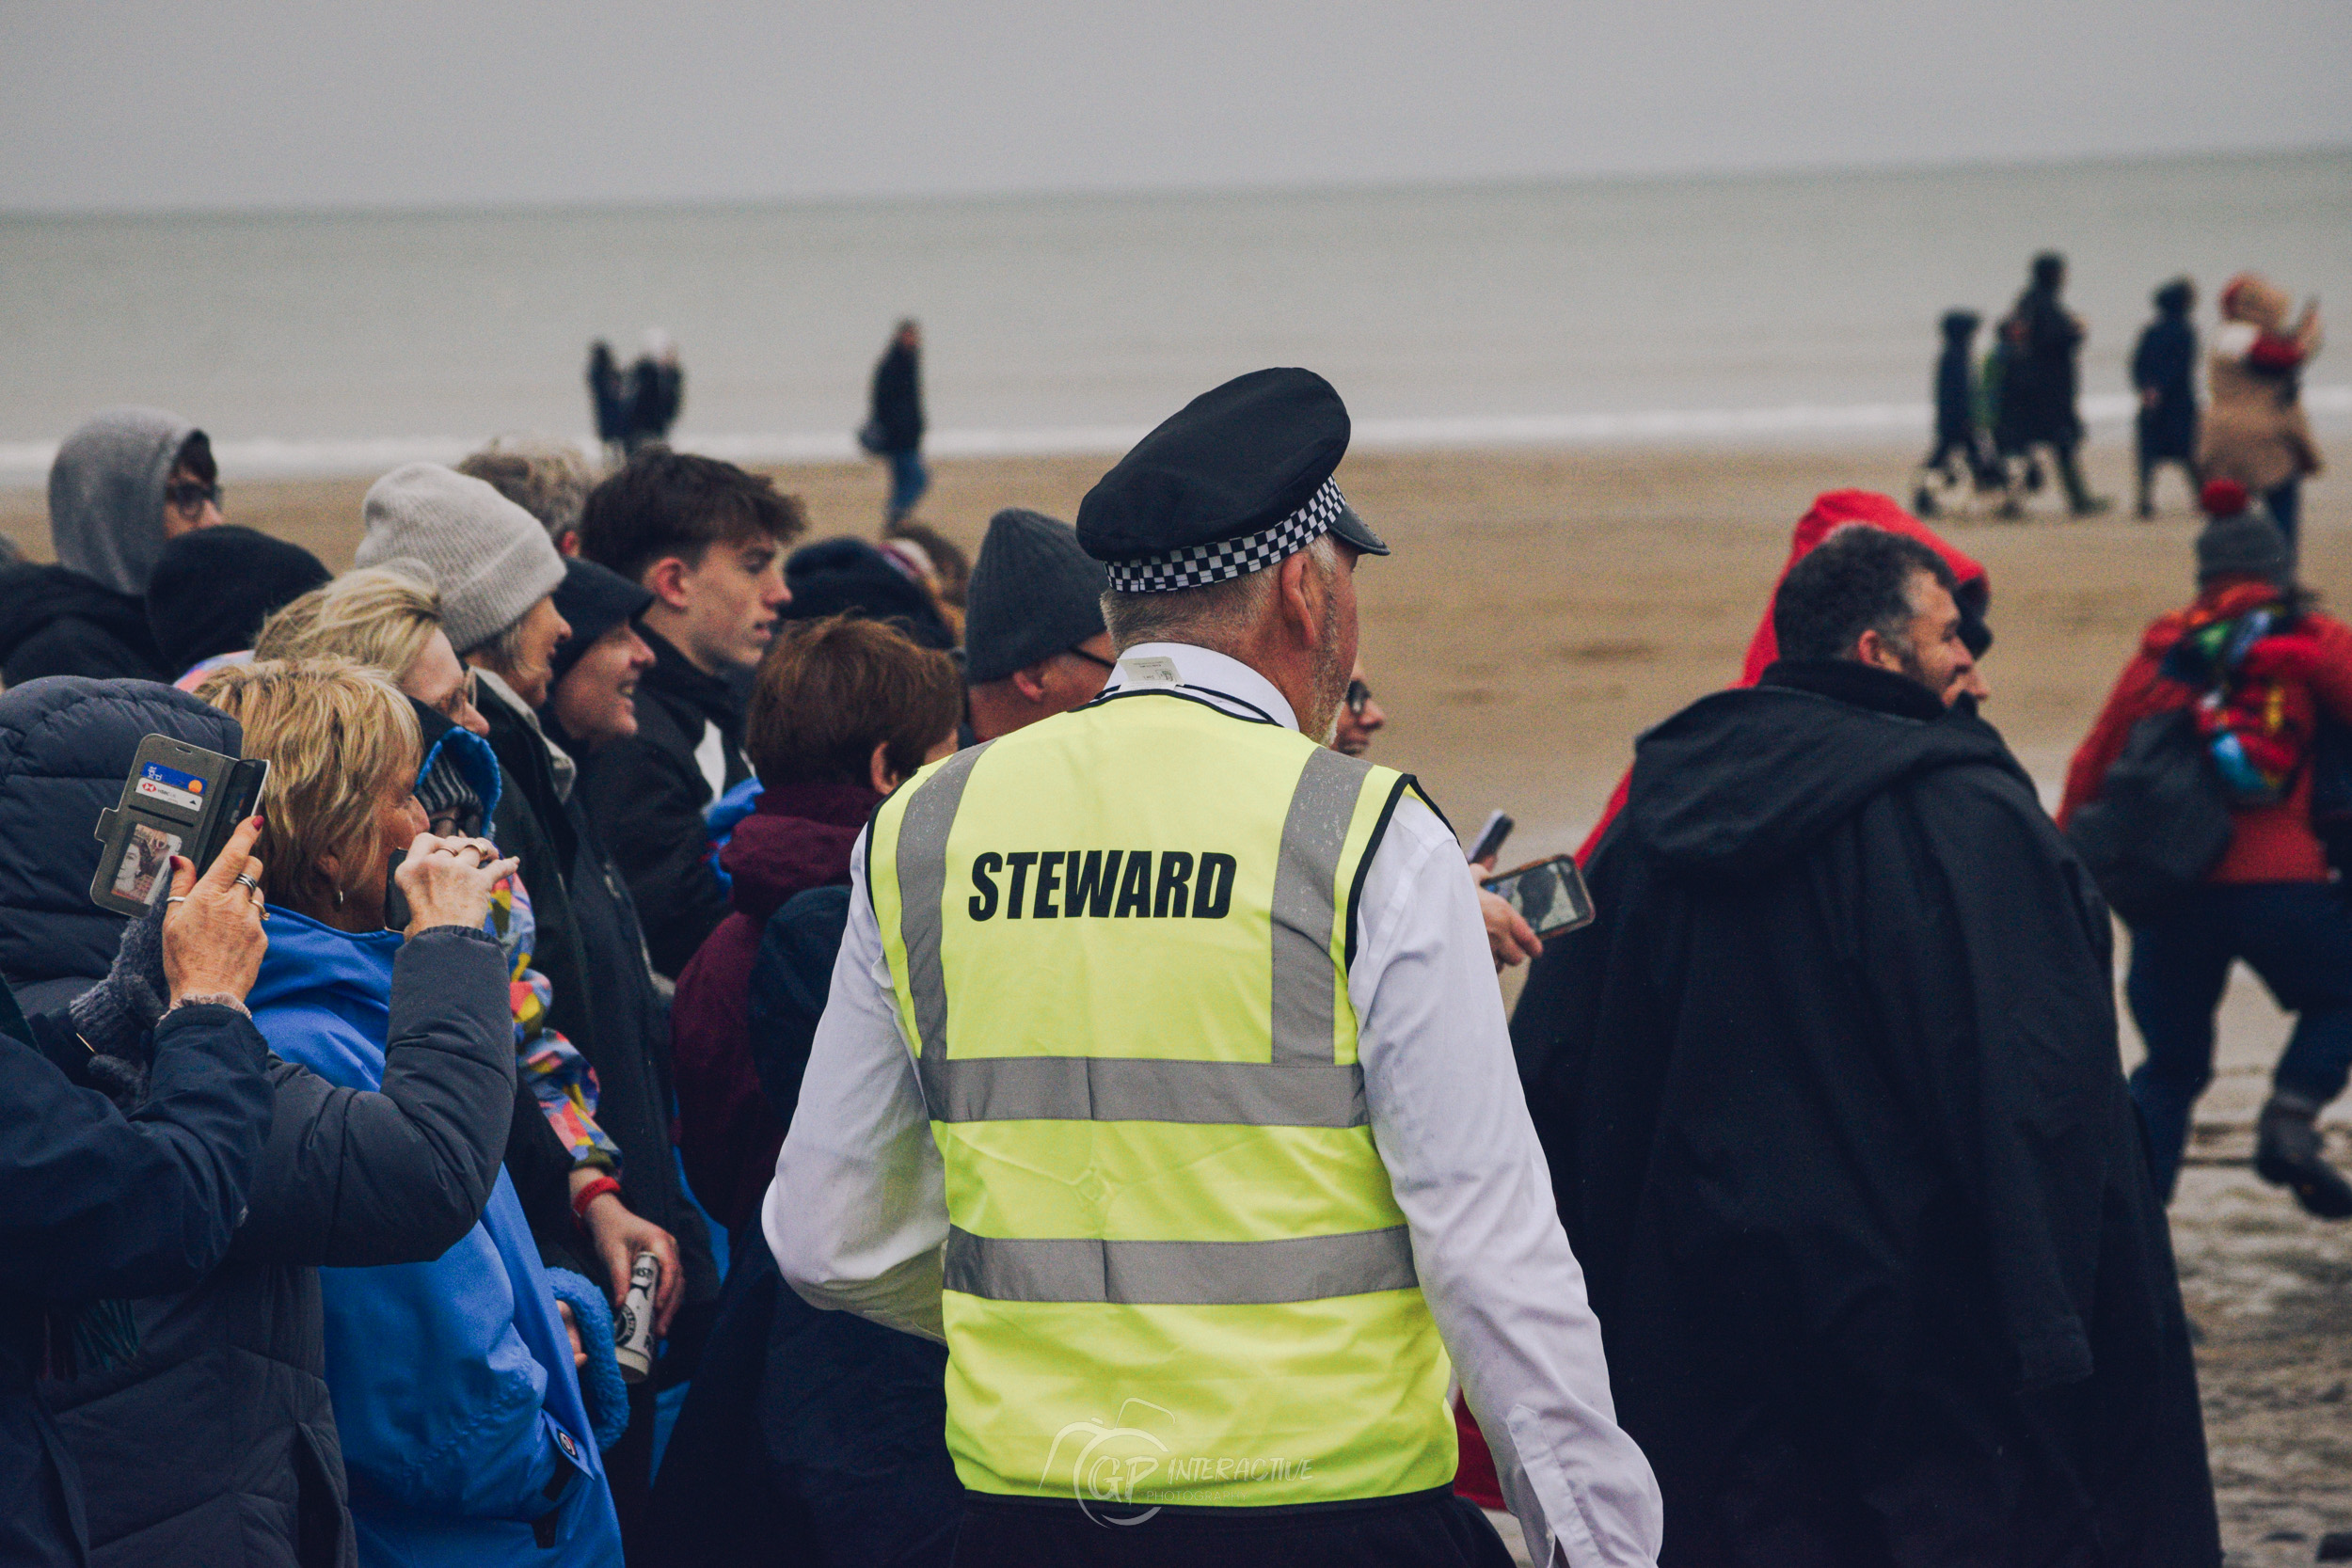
[{"x1": 2058, "y1": 579, "x2": 2352, "y2": 885}]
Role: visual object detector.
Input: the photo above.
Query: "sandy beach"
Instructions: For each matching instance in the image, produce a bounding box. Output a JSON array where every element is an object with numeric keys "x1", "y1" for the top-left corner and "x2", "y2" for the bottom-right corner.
[{"x1": 6, "y1": 439, "x2": 2348, "y2": 1556}]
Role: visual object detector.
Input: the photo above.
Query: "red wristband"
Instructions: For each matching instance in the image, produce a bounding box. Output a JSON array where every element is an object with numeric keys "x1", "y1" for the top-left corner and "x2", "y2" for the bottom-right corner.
[{"x1": 570, "y1": 1176, "x2": 621, "y2": 1226}]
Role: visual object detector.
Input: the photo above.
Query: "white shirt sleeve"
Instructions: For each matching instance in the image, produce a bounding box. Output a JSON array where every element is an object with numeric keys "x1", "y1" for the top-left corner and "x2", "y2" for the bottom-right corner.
[
  {"x1": 763, "y1": 828, "x2": 949, "y2": 1343},
  {"x1": 1352, "y1": 796, "x2": 1663, "y2": 1568}
]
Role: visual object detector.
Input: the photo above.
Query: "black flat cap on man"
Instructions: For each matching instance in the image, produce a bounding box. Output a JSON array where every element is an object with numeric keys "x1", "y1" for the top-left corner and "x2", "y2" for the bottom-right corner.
[
  {"x1": 1076, "y1": 368, "x2": 1389, "y2": 593},
  {"x1": 548, "y1": 556, "x2": 654, "y2": 688},
  {"x1": 964, "y1": 509, "x2": 1107, "y2": 683}
]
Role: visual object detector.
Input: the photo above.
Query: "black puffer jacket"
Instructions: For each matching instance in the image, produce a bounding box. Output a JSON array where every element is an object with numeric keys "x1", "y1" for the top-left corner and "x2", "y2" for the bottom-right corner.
[
  {"x1": 0, "y1": 678, "x2": 241, "y2": 1012},
  {"x1": 0, "y1": 563, "x2": 167, "y2": 688},
  {"x1": 38, "y1": 927, "x2": 514, "y2": 1568},
  {"x1": 5, "y1": 999, "x2": 273, "y2": 1568}
]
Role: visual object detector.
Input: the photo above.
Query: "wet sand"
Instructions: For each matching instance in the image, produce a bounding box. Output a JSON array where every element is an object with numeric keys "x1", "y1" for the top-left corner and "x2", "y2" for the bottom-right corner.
[{"x1": 5, "y1": 441, "x2": 2346, "y2": 1554}]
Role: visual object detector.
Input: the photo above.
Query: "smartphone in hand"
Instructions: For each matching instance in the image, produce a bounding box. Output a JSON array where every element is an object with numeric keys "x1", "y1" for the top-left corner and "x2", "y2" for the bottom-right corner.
[{"x1": 1480, "y1": 854, "x2": 1596, "y2": 939}]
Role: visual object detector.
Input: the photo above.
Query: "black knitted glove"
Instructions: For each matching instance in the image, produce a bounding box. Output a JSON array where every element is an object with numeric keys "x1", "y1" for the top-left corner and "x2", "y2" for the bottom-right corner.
[{"x1": 68, "y1": 903, "x2": 170, "y2": 1104}]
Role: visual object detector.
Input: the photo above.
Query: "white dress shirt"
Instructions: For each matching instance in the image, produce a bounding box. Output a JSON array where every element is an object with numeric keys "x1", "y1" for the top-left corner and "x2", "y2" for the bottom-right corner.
[{"x1": 766, "y1": 642, "x2": 1662, "y2": 1567}]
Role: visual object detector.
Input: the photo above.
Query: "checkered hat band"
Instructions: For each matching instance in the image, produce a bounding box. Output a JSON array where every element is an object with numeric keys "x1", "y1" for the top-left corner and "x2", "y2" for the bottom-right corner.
[{"x1": 1105, "y1": 479, "x2": 1348, "y2": 593}]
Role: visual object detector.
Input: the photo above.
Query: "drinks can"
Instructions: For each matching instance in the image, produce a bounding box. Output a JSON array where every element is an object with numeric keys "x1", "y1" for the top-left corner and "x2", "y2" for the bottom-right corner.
[{"x1": 613, "y1": 1251, "x2": 659, "y2": 1384}]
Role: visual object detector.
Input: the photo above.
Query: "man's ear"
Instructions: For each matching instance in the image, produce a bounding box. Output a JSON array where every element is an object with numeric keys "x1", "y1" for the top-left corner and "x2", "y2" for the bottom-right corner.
[
  {"x1": 1009, "y1": 661, "x2": 1052, "y2": 704},
  {"x1": 555, "y1": 530, "x2": 581, "y2": 558},
  {"x1": 868, "y1": 741, "x2": 900, "y2": 794},
  {"x1": 1275, "y1": 551, "x2": 1324, "y2": 649},
  {"x1": 645, "y1": 556, "x2": 692, "y2": 610},
  {"x1": 1853, "y1": 628, "x2": 1901, "y2": 673}
]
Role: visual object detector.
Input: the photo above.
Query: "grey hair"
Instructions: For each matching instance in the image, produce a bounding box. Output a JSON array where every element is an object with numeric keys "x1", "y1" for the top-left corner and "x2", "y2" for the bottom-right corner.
[
  {"x1": 1103, "y1": 534, "x2": 1338, "y2": 655},
  {"x1": 455, "y1": 435, "x2": 598, "y2": 540}
]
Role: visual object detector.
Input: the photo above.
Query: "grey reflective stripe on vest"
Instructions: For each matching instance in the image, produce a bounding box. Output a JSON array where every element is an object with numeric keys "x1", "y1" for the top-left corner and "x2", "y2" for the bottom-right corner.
[
  {"x1": 945, "y1": 1225, "x2": 1418, "y2": 1305},
  {"x1": 893, "y1": 737, "x2": 1376, "y2": 1127},
  {"x1": 895, "y1": 741, "x2": 993, "y2": 1065},
  {"x1": 929, "y1": 1055, "x2": 1365, "y2": 1127},
  {"x1": 1268, "y1": 747, "x2": 1370, "y2": 1066}
]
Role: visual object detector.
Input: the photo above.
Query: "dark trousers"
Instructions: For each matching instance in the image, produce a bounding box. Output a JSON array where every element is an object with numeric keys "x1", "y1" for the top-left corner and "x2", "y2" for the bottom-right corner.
[
  {"x1": 888, "y1": 447, "x2": 930, "y2": 522},
  {"x1": 2266, "y1": 477, "x2": 2303, "y2": 559},
  {"x1": 2135, "y1": 450, "x2": 2199, "y2": 514},
  {"x1": 950, "y1": 1487, "x2": 1514, "y2": 1568},
  {"x1": 2125, "y1": 881, "x2": 2352, "y2": 1197}
]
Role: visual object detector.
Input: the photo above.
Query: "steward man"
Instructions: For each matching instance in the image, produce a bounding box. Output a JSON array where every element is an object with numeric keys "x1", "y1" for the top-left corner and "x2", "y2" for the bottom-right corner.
[{"x1": 770, "y1": 368, "x2": 1661, "y2": 1567}]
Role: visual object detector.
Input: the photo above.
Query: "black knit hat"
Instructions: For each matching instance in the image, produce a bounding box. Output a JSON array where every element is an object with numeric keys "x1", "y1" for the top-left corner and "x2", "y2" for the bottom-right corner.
[
  {"x1": 548, "y1": 557, "x2": 654, "y2": 689},
  {"x1": 2197, "y1": 508, "x2": 2291, "y2": 587},
  {"x1": 780, "y1": 537, "x2": 955, "y2": 649},
  {"x1": 144, "y1": 525, "x2": 331, "y2": 677},
  {"x1": 963, "y1": 510, "x2": 1108, "y2": 683}
]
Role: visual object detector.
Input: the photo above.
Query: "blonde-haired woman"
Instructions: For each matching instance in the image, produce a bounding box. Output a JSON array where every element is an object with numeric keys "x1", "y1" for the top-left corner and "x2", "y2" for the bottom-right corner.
[
  {"x1": 255, "y1": 566, "x2": 680, "y2": 1349},
  {"x1": 197, "y1": 657, "x2": 624, "y2": 1567},
  {"x1": 257, "y1": 562, "x2": 489, "y2": 736}
]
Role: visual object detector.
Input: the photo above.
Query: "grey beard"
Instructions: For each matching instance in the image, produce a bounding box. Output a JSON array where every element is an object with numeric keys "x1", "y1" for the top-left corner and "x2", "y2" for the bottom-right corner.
[{"x1": 1302, "y1": 612, "x2": 1347, "y2": 745}]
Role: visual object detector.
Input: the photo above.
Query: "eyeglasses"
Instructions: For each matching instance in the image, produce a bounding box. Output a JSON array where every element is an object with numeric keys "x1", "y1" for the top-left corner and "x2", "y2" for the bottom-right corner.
[
  {"x1": 164, "y1": 480, "x2": 221, "y2": 514},
  {"x1": 1345, "y1": 679, "x2": 1373, "y2": 716},
  {"x1": 438, "y1": 668, "x2": 481, "y2": 722},
  {"x1": 1066, "y1": 647, "x2": 1118, "y2": 673}
]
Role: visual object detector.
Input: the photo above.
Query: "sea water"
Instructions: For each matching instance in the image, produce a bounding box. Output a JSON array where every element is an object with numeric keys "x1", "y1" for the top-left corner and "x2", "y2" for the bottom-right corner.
[{"x1": 2, "y1": 148, "x2": 2344, "y2": 480}]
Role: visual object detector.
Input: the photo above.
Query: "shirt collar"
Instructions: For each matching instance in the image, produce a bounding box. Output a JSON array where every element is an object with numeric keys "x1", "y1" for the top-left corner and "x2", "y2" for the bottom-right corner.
[{"x1": 1098, "y1": 642, "x2": 1299, "y2": 733}]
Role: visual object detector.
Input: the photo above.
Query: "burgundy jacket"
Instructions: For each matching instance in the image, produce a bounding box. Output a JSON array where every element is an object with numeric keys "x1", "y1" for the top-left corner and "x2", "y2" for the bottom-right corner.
[{"x1": 672, "y1": 781, "x2": 878, "y2": 1233}]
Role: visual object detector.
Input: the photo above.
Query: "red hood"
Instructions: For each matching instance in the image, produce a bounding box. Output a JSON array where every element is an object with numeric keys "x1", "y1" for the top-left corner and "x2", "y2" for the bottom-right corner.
[
  {"x1": 1737, "y1": 490, "x2": 1990, "y2": 686},
  {"x1": 720, "y1": 781, "x2": 880, "y2": 924}
]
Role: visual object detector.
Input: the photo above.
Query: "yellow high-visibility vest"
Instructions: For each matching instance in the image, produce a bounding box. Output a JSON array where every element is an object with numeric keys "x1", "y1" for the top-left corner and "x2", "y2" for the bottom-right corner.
[{"x1": 868, "y1": 686, "x2": 1456, "y2": 1510}]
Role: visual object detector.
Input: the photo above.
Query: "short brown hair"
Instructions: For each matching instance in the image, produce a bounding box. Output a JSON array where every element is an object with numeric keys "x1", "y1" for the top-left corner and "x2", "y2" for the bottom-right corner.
[
  {"x1": 194, "y1": 657, "x2": 419, "y2": 915},
  {"x1": 746, "y1": 614, "x2": 962, "y2": 787},
  {"x1": 578, "y1": 449, "x2": 807, "y2": 586}
]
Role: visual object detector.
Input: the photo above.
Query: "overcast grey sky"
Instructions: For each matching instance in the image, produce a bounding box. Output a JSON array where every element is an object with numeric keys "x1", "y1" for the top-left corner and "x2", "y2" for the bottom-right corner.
[{"x1": 5, "y1": 0, "x2": 2348, "y2": 213}]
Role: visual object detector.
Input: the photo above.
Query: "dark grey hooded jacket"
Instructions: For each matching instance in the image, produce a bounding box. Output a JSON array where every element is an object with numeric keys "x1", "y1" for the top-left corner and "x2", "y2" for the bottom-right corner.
[{"x1": 0, "y1": 409, "x2": 196, "y2": 685}]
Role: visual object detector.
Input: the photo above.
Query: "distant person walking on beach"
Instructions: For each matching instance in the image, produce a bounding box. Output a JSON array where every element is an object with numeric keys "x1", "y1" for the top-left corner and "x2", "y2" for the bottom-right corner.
[
  {"x1": 625, "y1": 329, "x2": 684, "y2": 454},
  {"x1": 2132, "y1": 278, "x2": 2201, "y2": 518},
  {"x1": 2201, "y1": 272, "x2": 2325, "y2": 555},
  {"x1": 1914, "y1": 309, "x2": 1997, "y2": 516},
  {"x1": 587, "y1": 340, "x2": 628, "y2": 463},
  {"x1": 862, "y1": 318, "x2": 928, "y2": 523},
  {"x1": 1995, "y1": 251, "x2": 2109, "y2": 517}
]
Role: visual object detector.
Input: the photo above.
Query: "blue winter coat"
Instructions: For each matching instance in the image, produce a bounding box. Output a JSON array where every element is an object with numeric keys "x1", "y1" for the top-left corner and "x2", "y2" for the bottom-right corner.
[{"x1": 247, "y1": 910, "x2": 623, "y2": 1568}]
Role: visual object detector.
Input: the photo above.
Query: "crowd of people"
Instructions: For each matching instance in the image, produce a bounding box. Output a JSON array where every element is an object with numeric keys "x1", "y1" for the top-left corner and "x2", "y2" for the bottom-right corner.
[
  {"x1": 1914, "y1": 253, "x2": 2325, "y2": 531},
  {"x1": 0, "y1": 344, "x2": 2333, "y2": 1568}
]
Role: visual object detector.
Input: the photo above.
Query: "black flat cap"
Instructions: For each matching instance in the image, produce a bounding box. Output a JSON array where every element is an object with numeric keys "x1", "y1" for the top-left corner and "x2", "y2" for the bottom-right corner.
[
  {"x1": 1076, "y1": 368, "x2": 1388, "y2": 593},
  {"x1": 548, "y1": 557, "x2": 654, "y2": 688},
  {"x1": 965, "y1": 509, "x2": 1107, "y2": 683}
]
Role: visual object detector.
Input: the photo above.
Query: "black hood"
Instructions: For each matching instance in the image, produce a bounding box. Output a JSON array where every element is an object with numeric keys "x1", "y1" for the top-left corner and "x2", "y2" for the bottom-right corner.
[
  {"x1": 1625, "y1": 663, "x2": 2024, "y2": 879},
  {"x1": 0, "y1": 675, "x2": 242, "y2": 1006},
  {"x1": 0, "y1": 561, "x2": 157, "y2": 674}
]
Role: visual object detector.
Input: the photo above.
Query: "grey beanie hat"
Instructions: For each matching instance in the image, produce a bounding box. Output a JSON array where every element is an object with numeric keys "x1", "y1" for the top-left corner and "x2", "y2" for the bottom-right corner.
[
  {"x1": 963, "y1": 508, "x2": 1109, "y2": 683},
  {"x1": 2196, "y1": 508, "x2": 2292, "y2": 587},
  {"x1": 48, "y1": 406, "x2": 200, "y2": 596},
  {"x1": 356, "y1": 463, "x2": 567, "y2": 653}
]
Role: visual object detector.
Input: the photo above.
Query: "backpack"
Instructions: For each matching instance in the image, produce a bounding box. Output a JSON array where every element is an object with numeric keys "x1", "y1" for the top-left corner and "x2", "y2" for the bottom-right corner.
[{"x1": 2067, "y1": 706, "x2": 2233, "y2": 927}]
